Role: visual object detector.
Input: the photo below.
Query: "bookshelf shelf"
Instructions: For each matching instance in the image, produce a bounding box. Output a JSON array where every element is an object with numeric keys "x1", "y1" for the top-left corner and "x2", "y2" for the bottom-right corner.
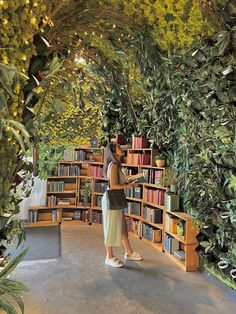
[
  {"x1": 166, "y1": 211, "x2": 193, "y2": 221},
  {"x1": 164, "y1": 230, "x2": 187, "y2": 244},
  {"x1": 26, "y1": 221, "x2": 59, "y2": 227},
  {"x1": 122, "y1": 164, "x2": 140, "y2": 167},
  {"x1": 59, "y1": 161, "x2": 103, "y2": 165},
  {"x1": 143, "y1": 201, "x2": 165, "y2": 211},
  {"x1": 47, "y1": 191, "x2": 77, "y2": 194},
  {"x1": 128, "y1": 231, "x2": 140, "y2": 239},
  {"x1": 165, "y1": 251, "x2": 186, "y2": 270},
  {"x1": 125, "y1": 213, "x2": 141, "y2": 220},
  {"x1": 126, "y1": 197, "x2": 143, "y2": 202},
  {"x1": 128, "y1": 148, "x2": 153, "y2": 151},
  {"x1": 91, "y1": 206, "x2": 102, "y2": 211},
  {"x1": 140, "y1": 165, "x2": 166, "y2": 170},
  {"x1": 141, "y1": 237, "x2": 163, "y2": 252},
  {"x1": 142, "y1": 183, "x2": 167, "y2": 190},
  {"x1": 92, "y1": 192, "x2": 104, "y2": 195},
  {"x1": 61, "y1": 220, "x2": 89, "y2": 225},
  {"x1": 48, "y1": 176, "x2": 78, "y2": 179},
  {"x1": 142, "y1": 218, "x2": 163, "y2": 230}
]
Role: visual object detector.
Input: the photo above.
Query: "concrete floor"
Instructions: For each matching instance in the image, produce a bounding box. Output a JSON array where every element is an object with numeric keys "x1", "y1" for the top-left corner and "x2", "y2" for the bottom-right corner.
[{"x1": 12, "y1": 225, "x2": 236, "y2": 314}]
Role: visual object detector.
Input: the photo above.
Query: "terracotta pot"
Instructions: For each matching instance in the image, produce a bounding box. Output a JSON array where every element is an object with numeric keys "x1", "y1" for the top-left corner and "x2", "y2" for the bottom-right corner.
[{"x1": 155, "y1": 159, "x2": 165, "y2": 167}]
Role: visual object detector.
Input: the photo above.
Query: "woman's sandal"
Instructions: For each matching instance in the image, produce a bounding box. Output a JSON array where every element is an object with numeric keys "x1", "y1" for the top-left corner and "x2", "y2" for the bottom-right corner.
[
  {"x1": 105, "y1": 257, "x2": 124, "y2": 268},
  {"x1": 124, "y1": 251, "x2": 143, "y2": 261}
]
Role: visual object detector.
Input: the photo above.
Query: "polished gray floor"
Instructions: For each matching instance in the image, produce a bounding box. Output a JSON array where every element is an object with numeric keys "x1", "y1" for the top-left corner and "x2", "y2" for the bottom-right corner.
[{"x1": 12, "y1": 225, "x2": 236, "y2": 314}]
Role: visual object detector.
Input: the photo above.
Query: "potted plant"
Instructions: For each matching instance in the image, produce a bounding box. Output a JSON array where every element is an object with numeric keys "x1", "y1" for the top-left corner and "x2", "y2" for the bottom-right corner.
[
  {"x1": 155, "y1": 154, "x2": 165, "y2": 167},
  {"x1": 165, "y1": 167, "x2": 178, "y2": 193},
  {"x1": 80, "y1": 181, "x2": 92, "y2": 204}
]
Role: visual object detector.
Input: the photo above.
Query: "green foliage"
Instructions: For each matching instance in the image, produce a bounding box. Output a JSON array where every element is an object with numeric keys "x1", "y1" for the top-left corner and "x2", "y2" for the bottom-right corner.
[
  {"x1": 0, "y1": 249, "x2": 28, "y2": 314},
  {"x1": 102, "y1": 17, "x2": 236, "y2": 289},
  {"x1": 37, "y1": 144, "x2": 66, "y2": 179}
]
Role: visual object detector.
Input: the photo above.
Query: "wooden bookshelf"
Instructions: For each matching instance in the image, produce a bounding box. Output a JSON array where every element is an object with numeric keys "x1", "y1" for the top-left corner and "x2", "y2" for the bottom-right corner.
[
  {"x1": 28, "y1": 144, "x2": 199, "y2": 272},
  {"x1": 163, "y1": 211, "x2": 199, "y2": 271}
]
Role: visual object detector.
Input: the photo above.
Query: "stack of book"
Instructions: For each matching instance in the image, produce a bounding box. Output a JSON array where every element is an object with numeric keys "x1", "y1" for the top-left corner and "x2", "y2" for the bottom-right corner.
[
  {"x1": 125, "y1": 186, "x2": 142, "y2": 199},
  {"x1": 59, "y1": 165, "x2": 80, "y2": 176},
  {"x1": 94, "y1": 181, "x2": 107, "y2": 193},
  {"x1": 127, "y1": 153, "x2": 150, "y2": 165},
  {"x1": 74, "y1": 150, "x2": 87, "y2": 161},
  {"x1": 144, "y1": 169, "x2": 164, "y2": 185},
  {"x1": 28, "y1": 210, "x2": 39, "y2": 223},
  {"x1": 124, "y1": 202, "x2": 141, "y2": 216},
  {"x1": 125, "y1": 187, "x2": 134, "y2": 198},
  {"x1": 143, "y1": 189, "x2": 165, "y2": 206},
  {"x1": 91, "y1": 211, "x2": 103, "y2": 224},
  {"x1": 88, "y1": 165, "x2": 103, "y2": 177},
  {"x1": 142, "y1": 223, "x2": 162, "y2": 243},
  {"x1": 174, "y1": 250, "x2": 185, "y2": 261},
  {"x1": 126, "y1": 217, "x2": 140, "y2": 235},
  {"x1": 132, "y1": 136, "x2": 150, "y2": 149},
  {"x1": 52, "y1": 209, "x2": 58, "y2": 221},
  {"x1": 165, "y1": 234, "x2": 180, "y2": 253},
  {"x1": 143, "y1": 206, "x2": 162, "y2": 223},
  {"x1": 47, "y1": 181, "x2": 64, "y2": 192},
  {"x1": 47, "y1": 195, "x2": 57, "y2": 206},
  {"x1": 165, "y1": 215, "x2": 186, "y2": 236},
  {"x1": 96, "y1": 195, "x2": 103, "y2": 207}
]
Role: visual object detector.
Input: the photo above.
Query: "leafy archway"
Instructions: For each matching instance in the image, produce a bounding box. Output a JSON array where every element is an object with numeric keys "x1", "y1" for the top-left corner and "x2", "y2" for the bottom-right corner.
[{"x1": 0, "y1": 0, "x2": 235, "y2": 311}]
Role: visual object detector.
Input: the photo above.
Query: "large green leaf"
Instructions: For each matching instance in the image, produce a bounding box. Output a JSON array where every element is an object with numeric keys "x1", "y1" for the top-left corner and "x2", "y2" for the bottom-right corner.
[{"x1": 0, "y1": 249, "x2": 28, "y2": 279}]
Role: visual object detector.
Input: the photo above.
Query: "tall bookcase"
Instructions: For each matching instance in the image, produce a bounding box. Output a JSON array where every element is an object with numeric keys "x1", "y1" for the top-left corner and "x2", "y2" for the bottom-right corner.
[{"x1": 28, "y1": 145, "x2": 199, "y2": 272}]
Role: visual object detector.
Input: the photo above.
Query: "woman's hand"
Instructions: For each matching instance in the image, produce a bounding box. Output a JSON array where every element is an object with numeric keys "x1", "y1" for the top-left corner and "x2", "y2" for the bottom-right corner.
[{"x1": 126, "y1": 180, "x2": 138, "y2": 188}]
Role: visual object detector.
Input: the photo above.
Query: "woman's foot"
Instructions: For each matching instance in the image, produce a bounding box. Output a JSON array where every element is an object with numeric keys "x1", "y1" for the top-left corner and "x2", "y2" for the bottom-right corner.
[
  {"x1": 124, "y1": 251, "x2": 143, "y2": 261},
  {"x1": 105, "y1": 257, "x2": 124, "y2": 268}
]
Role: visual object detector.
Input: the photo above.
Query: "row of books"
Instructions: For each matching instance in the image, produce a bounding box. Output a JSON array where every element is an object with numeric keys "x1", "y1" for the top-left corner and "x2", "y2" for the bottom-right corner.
[
  {"x1": 126, "y1": 153, "x2": 150, "y2": 165},
  {"x1": 59, "y1": 165, "x2": 80, "y2": 176},
  {"x1": 28, "y1": 210, "x2": 39, "y2": 223},
  {"x1": 165, "y1": 215, "x2": 186, "y2": 236},
  {"x1": 132, "y1": 136, "x2": 150, "y2": 149},
  {"x1": 47, "y1": 195, "x2": 57, "y2": 206},
  {"x1": 91, "y1": 211, "x2": 103, "y2": 224},
  {"x1": 61, "y1": 209, "x2": 90, "y2": 222},
  {"x1": 88, "y1": 165, "x2": 103, "y2": 177},
  {"x1": 142, "y1": 223, "x2": 162, "y2": 243},
  {"x1": 96, "y1": 195, "x2": 103, "y2": 207},
  {"x1": 94, "y1": 181, "x2": 107, "y2": 193},
  {"x1": 144, "y1": 169, "x2": 164, "y2": 185},
  {"x1": 47, "y1": 181, "x2": 65, "y2": 192},
  {"x1": 165, "y1": 234, "x2": 180, "y2": 254},
  {"x1": 74, "y1": 150, "x2": 91, "y2": 161},
  {"x1": 125, "y1": 186, "x2": 142, "y2": 199},
  {"x1": 143, "y1": 206, "x2": 162, "y2": 224},
  {"x1": 28, "y1": 209, "x2": 59, "y2": 223},
  {"x1": 126, "y1": 217, "x2": 140, "y2": 235},
  {"x1": 143, "y1": 189, "x2": 165, "y2": 206},
  {"x1": 124, "y1": 202, "x2": 141, "y2": 216}
]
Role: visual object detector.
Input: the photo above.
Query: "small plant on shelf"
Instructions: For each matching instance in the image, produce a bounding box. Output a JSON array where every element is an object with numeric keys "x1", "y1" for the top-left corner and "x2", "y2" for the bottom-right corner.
[
  {"x1": 155, "y1": 154, "x2": 166, "y2": 167},
  {"x1": 80, "y1": 181, "x2": 92, "y2": 204},
  {"x1": 165, "y1": 167, "x2": 178, "y2": 193}
]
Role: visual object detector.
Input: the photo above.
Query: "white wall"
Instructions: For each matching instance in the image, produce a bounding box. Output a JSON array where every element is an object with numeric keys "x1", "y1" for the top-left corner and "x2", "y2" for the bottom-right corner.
[{"x1": 19, "y1": 177, "x2": 47, "y2": 220}]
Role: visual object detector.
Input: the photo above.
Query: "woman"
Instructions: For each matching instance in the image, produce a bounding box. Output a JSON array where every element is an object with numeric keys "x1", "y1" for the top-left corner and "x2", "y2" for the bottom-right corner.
[{"x1": 102, "y1": 142, "x2": 143, "y2": 268}]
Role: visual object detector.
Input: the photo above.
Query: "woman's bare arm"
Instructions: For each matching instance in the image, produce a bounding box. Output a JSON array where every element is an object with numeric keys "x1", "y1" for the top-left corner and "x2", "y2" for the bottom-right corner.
[{"x1": 109, "y1": 164, "x2": 136, "y2": 190}]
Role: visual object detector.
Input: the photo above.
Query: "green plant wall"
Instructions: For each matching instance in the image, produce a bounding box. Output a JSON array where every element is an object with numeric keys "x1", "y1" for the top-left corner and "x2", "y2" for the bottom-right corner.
[{"x1": 100, "y1": 2, "x2": 236, "y2": 289}]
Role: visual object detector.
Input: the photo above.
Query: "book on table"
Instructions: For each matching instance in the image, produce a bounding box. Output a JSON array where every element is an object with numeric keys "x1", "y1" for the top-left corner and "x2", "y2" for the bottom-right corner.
[{"x1": 126, "y1": 173, "x2": 147, "y2": 184}]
